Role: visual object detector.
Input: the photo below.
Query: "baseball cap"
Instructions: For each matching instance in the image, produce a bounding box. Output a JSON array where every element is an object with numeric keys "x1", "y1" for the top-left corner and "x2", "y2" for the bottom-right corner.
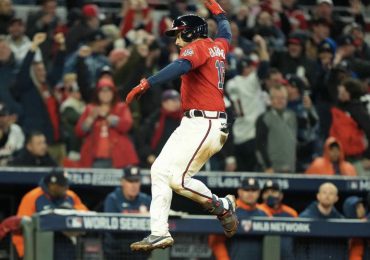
[
  {"x1": 122, "y1": 166, "x2": 141, "y2": 182},
  {"x1": 261, "y1": 180, "x2": 281, "y2": 194},
  {"x1": 97, "y1": 78, "x2": 115, "y2": 90},
  {"x1": 286, "y1": 74, "x2": 306, "y2": 92},
  {"x1": 318, "y1": 38, "x2": 336, "y2": 54},
  {"x1": 162, "y1": 89, "x2": 180, "y2": 101},
  {"x1": 82, "y1": 4, "x2": 100, "y2": 18},
  {"x1": 241, "y1": 178, "x2": 260, "y2": 190},
  {"x1": 0, "y1": 103, "x2": 10, "y2": 117},
  {"x1": 44, "y1": 169, "x2": 69, "y2": 186},
  {"x1": 99, "y1": 65, "x2": 112, "y2": 77},
  {"x1": 85, "y1": 29, "x2": 107, "y2": 43},
  {"x1": 317, "y1": 0, "x2": 333, "y2": 5}
]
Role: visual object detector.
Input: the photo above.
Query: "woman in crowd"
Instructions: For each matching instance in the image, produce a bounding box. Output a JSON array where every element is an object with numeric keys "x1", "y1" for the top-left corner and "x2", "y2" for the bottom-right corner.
[{"x1": 75, "y1": 77, "x2": 138, "y2": 168}]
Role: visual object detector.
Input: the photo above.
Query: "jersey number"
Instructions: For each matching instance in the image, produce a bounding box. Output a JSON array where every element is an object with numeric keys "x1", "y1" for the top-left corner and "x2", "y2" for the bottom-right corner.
[{"x1": 215, "y1": 60, "x2": 225, "y2": 90}]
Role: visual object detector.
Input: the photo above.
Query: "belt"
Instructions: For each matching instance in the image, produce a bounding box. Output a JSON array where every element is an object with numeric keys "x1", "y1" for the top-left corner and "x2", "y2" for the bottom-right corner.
[{"x1": 184, "y1": 110, "x2": 227, "y2": 119}]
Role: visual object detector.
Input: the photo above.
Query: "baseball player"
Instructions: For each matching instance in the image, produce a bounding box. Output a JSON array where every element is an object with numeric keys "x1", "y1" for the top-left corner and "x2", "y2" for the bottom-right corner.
[{"x1": 126, "y1": 0, "x2": 238, "y2": 252}]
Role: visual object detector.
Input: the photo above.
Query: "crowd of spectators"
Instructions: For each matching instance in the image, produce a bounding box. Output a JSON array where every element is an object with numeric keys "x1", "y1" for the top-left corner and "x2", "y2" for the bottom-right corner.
[
  {"x1": 0, "y1": 0, "x2": 369, "y2": 258},
  {"x1": 0, "y1": 0, "x2": 368, "y2": 177}
]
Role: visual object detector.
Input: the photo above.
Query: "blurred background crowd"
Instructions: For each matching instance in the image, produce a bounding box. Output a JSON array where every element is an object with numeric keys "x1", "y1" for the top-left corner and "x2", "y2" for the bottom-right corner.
[
  {"x1": 0, "y1": 0, "x2": 368, "y2": 258},
  {"x1": 0, "y1": 0, "x2": 369, "y2": 178},
  {"x1": 0, "y1": 0, "x2": 368, "y2": 177}
]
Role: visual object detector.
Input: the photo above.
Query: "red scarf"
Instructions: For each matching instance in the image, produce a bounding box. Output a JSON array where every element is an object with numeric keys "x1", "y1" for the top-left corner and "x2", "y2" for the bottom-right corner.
[{"x1": 150, "y1": 108, "x2": 182, "y2": 150}]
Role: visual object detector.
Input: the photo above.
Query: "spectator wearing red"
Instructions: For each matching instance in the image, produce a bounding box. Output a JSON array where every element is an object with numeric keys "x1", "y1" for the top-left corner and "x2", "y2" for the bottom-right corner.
[
  {"x1": 120, "y1": 0, "x2": 153, "y2": 37},
  {"x1": 75, "y1": 78, "x2": 139, "y2": 168},
  {"x1": 305, "y1": 137, "x2": 357, "y2": 176},
  {"x1": 65, "y1": 4, "x2": 100, "y2": 54},
  {"x1": 330, "y1": 79, "x2": 370, "y2": 176},
  {"x1": 281, "y1": 0, "x2": 308, "y2": 31}
]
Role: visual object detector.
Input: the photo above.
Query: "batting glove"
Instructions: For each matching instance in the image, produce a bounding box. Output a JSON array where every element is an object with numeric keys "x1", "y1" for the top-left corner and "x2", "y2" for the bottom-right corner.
[
  {"x1": 204, "y1": 0, "x2": 225, "y2": 15},
  {"x1": 126, "y1": 79, "x2": 150, "y2": 105}
]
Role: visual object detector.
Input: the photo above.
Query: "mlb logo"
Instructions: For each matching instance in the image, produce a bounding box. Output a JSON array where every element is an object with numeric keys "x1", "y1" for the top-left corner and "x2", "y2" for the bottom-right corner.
[
  {"x1": 182, "y1": 49, "x2": 194, "y2": 56},
  {"x1": 241, "y1": 220, "x2": 252, "y2": 232},
  {"x1": 66, "y1": 216, "x2": 83, "y2": 228}
]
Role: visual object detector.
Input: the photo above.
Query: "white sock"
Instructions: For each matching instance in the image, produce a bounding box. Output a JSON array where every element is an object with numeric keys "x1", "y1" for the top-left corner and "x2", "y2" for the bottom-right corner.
[{"x1": 220, "y1": 198, "x2": 230, "y2": 211}]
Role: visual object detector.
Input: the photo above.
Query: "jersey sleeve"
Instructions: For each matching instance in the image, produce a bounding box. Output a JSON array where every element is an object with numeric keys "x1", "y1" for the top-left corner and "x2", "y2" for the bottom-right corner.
[{"x1": 179, "y1": 44, "x2": 208, "y2": 69}]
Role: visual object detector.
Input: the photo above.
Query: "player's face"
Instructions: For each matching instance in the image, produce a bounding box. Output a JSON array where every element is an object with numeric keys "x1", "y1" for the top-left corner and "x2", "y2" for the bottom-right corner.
[
  {"x1": 48, "y1": 183, "x2": 68, "y2": 199},
  {"x1": 317, "y1": 184, "x2": 338, "y2": 208},
  {"x1": 175, "y1": 33, "x2": 188, "y2": 49},
  {"x1": 238, "y1": 188, "x2": 260, "y2": 206},
  {"x1": 122, "y1": 179, "x2": 141, "y2": 200}
]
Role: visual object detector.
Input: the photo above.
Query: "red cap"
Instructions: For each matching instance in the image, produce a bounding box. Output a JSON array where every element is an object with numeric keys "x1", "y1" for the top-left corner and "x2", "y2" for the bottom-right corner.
[
  {"x1": 97, "y1": 78, "x2": 115, "y2": 90},
  {"x1": 82, "y1": 4, "x2": 99, "y2": 18},
  {"x1": 277, "y1": 78, "x2": 289, "y2": 86},
  {"x1": 288, "y1": 38, "x2": 302, "y2": 45}
]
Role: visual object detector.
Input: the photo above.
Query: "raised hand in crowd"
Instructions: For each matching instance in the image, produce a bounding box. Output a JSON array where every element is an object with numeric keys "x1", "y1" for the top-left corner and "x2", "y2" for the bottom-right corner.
[{"x1": 30, "y1": 32, "x2": 47, "y2": 51}]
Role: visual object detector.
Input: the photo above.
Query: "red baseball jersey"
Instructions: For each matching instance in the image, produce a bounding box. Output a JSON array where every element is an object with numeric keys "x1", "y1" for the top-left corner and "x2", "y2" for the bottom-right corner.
[{"x1": 179, "y1": 38, "x2": 229, "y2": 112}]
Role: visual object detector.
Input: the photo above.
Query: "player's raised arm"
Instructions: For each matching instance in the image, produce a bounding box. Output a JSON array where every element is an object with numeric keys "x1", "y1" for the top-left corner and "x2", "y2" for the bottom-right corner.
[{"x1": 204, "y1": 0, "x2": 231, "y2": 43}]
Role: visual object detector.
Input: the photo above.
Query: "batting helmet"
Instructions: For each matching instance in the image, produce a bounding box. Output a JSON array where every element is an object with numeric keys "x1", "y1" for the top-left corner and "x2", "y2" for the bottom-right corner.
[{"x1": 165, "y1": 14, "x2": 208, "y2": 42}]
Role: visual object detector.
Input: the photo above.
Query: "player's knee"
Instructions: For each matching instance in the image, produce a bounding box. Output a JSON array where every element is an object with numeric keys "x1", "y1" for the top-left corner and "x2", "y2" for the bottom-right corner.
[
  {"x1": 150, "y1": 160, "x2": 170, "y2": 183},
  {"x1": 169, "y1": 174, "x2": 189, "y2": 193}
]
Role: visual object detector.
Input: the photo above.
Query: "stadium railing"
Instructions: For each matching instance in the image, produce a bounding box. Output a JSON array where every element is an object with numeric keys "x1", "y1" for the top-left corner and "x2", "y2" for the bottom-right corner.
[
  {"x1": 1, "y1": 167, "x2": 369, "y2": 193},
  {"x1": 20, "y1": 209, "x2": 370, "y2": 260}
]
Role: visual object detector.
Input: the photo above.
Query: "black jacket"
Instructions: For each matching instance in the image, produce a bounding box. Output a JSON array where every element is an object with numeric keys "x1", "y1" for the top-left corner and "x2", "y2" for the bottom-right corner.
[{"x1": 9, "y1": 148, "x2": 57, "y2": 167}]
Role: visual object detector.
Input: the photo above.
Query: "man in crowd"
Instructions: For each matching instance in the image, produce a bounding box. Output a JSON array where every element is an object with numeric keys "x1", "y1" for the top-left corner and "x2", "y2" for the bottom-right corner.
[
  {"x1": 104, "y1": 166, "x2": 151, "y2": 259},
  {"x1": 298, "y1": 182, "x2": 345, "y2": 259},
  {"x1": 13, "y1": 169, "x2": 88, "y2": 259},
  {"x1": 255, "y1": 86, "x2": 297, "y2": 173},
  {"x1": 300, "y1": 182, "x2": 343, "y2": 219},
  {"x1": 9, "y1": 131, "x2": 57, "y2": 166}
]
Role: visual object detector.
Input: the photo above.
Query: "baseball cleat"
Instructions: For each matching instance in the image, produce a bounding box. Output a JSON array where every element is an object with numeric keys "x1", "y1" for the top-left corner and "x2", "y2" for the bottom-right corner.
[
  {"x1": 218, "y1": 194, "x2": 239, "y2": 238},
  {"x1": 130, "y1": 235, "x2": 174, "y2": 251}
]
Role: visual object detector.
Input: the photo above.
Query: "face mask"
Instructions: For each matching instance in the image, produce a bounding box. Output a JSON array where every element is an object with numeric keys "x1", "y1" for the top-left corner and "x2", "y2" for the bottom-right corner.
[{"x1": 266, "y1": 195, "x2": 279, "y2": 208}]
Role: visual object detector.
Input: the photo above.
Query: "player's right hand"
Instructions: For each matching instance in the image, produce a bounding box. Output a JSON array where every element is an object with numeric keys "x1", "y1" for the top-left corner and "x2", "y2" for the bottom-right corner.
[
  {"x1": 203, "y1": 0, "x2": 225, "y2": 15},
  {"x1": 125, "y1": 78, "x2": 150, "y2": 105}
]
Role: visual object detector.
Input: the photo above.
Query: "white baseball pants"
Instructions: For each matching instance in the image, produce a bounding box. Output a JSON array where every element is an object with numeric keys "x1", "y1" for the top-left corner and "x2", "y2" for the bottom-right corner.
[{"x1": 150, "y1": 115, "x2": 228, "y2": 236}]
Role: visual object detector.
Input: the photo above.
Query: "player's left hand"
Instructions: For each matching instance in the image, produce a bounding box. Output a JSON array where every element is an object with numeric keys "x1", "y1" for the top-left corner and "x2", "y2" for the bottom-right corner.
[
  {"x1": 203, "y1": 0, "x2": 225, "y2": 15},
  {"x1": 126, "y1": 79, "x2": 150, "y2": 105}
]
